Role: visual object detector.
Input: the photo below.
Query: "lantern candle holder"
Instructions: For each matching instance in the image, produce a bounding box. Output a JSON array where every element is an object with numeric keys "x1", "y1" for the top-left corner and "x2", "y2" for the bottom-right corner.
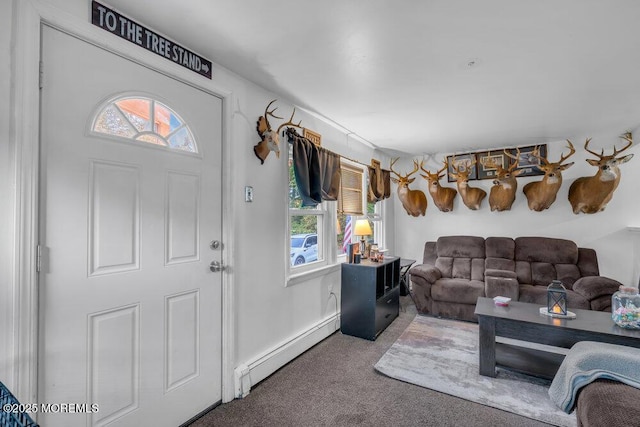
[{"x1": 539, "y1": 280, "x2": 576, "y2": 318}]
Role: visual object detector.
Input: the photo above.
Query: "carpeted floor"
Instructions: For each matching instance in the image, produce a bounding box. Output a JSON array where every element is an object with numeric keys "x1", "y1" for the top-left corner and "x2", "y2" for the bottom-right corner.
[
  {"x1": 189, "y1": 297, "x2": 555, "y2": 426},
  {"x1": 374, "y1": 315, "x2": 575, "y2": 427}
]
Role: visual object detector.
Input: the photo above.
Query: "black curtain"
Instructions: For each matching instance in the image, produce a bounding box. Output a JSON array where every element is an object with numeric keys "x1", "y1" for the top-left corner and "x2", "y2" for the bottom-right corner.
[{"x1": 288, "y1": 128, "x2": 341, "y2": 207}]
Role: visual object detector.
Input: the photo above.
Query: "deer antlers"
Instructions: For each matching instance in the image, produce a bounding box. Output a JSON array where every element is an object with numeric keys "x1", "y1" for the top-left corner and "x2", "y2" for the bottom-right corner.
[
  {"x1": 584, "y1": 132, "x2": 633, "y2": 159},
  {"x1": 451, "y1": 154, "x2": 476, "y2": 174},
  {"x1": 277, "y1": 108, "x2": 302, "y2": 133},
  {"x1": 502, "y1": 147, "x2": 522, "y2": 171},
  {"x1": 260, "y1": 99, "x2": 283, "y2": 132},
  {"x1": 254, "y1": 99, "x2": 302, "y2": 164},
  {"x1": 390, "y1": 158, "x2": 420, "y2": 180},
  {"x1": 419, "y1": 159, "x2": 447, "y2": 179}
]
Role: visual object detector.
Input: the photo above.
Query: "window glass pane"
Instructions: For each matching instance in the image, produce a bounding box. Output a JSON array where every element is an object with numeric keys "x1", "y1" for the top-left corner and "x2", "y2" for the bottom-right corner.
[
  {"x1": 288, "y1": 152, "x2": 319, "y2": 210},
  {"x1": 290, "y1": 215, "x2": 321, "y2": 266},
  {"x1": 91, "y1": 95, "x2": 198, "y2": 154},
  {"x1": 339, "y1": 163, "x2": 364, "y2": 215},
  {"x1": 116, "y1": 98, "x2": 151, "y2": 132},
  {"x1": 136, "y1": 134, "x2": 165, "y2": 146},
  {"x1": 337, "y1": 213, "x2": 351, "y2": 255},
  {"x1": 94, "y1": 104, "x2": 136, "y2": 138},
  {"x1": 154, "y1": 102, "x2": 178, "y2": 137},
  {"x1": 168, "y1": 127, "x2": 196, "y2": 152}
]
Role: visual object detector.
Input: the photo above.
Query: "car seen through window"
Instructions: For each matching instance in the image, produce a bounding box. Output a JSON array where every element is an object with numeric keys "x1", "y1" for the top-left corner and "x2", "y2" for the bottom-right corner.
[{"x1": 290, "y1": 233, "x2": 318, "y2": 266}]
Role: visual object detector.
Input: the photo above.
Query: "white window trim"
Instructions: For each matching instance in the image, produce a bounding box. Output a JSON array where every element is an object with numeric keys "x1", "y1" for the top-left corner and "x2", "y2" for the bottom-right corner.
[
  {"x1": 337, "y1": 158, "x2": 368, "y2": 264},
  {"x1": 285, "y1": 151, "x2": 375, "y2": 285}
]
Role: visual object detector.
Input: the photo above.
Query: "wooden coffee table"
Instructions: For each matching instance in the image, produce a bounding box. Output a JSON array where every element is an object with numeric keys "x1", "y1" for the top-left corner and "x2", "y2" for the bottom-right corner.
[{"x1": 474, "y1": 297, "x2": 640, "y2": 379}]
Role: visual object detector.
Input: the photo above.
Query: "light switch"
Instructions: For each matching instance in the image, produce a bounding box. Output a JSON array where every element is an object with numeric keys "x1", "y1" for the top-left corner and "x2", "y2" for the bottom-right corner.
[{"x1": 245, "y1": 186, "x2": 253, "y2": 202}]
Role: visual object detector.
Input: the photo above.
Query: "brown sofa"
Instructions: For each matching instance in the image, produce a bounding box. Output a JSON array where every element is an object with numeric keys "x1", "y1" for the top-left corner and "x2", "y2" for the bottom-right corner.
[
  {"x1": 409, "y1": 235, "x2": 622, "y2": 322},
  {"x1": 575, "y1": 379, "x2": 640, "y2": 426}
]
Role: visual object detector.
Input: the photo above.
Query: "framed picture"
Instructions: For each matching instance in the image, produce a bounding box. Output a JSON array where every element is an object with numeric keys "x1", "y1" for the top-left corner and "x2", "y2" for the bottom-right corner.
[
  {"x1": 508, "y1": 144, "x2": 547, "y2": 177},
  {"x1": 446, "y1": 153, "x2": 477, "y2": 182},
  {"x1": 475, "y1": 150, "x2": 509, "y2": 180}
]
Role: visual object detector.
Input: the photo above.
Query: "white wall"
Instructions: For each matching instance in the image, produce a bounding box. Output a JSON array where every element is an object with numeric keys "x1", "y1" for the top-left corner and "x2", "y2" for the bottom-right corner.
[
  {"x1": 1, "y1": 0, "x2": 391, "y2": 397},
  {"x1": 392, "y1": 134, "x2": 640, "y2": 285}
]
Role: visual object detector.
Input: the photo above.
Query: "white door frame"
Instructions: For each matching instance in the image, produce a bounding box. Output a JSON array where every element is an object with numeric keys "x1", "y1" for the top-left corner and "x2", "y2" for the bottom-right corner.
[{"x1": 11, "y1": 0, "x2": 236, "y2": 405}]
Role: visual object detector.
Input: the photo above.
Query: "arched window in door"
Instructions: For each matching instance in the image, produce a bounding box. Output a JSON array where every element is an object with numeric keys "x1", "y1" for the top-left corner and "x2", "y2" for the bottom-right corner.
[{"x1": 91, "y1": 95, "x2": 198, "y2": 153}]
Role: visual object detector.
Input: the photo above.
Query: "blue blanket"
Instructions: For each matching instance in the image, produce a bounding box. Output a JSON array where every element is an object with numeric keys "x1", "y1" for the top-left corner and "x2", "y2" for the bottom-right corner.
[{"x1": 549, "y1": 341, "x2": 640, "y2": 413}]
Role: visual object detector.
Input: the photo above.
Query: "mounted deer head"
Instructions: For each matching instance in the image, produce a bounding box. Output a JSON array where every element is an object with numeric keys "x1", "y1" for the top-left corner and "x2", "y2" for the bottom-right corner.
[
  {"x1": 419, "y1": 159, "x2": 457, "y2": 212},
  {"x1": 481, "y1": 148, "x2": 523, "y2": 211},
  {"x1": 523, "y1": 141, "x2": 575, "y2": 211},
  {"x1": 390, "y1": 158, "x2": 428, "y2": 217},
  {"x1": 449, "y1": 156, "x2": 487, "y2": 210},
  {"x1": 254, "y1": 100, "x2": 302, "y2": 164},
  {"x1": 568, "y1": 133, "x2": 634, "y2": 214}
]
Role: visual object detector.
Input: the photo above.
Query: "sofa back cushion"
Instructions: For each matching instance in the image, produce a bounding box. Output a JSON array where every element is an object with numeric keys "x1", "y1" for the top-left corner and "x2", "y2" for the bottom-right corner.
[
  {"x1": 514, "y1": 237, "x2": 581, "y2": 288},
  {"x1": 577, "y1": 247, "x2": 600, "y2": 277},
  {"x1": 435, "y1": 236, "x2": 485, "y2": 280},
  {"x1": 485, "y1": 237, "x2": 516, "y2": 271},
  {"x1": 422, "y1": 241, "x2": 437, "y2": 265}
]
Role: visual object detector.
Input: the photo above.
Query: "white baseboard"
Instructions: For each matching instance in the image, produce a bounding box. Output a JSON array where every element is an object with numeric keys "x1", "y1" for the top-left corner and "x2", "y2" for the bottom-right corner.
[{"x1": 234, "y1": 313, "x2": 340, "y2": 398}]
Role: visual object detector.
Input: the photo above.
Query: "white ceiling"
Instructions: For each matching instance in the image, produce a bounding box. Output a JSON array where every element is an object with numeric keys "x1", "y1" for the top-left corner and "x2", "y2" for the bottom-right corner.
[{"x1": 106, "y1": 0, "x2": 640, "y2": 156}]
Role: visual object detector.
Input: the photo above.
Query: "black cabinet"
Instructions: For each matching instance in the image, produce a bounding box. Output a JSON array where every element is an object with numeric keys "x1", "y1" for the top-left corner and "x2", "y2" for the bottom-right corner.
[{"x1": 340, "y1": 257, "x2": 400, "y2": 340}]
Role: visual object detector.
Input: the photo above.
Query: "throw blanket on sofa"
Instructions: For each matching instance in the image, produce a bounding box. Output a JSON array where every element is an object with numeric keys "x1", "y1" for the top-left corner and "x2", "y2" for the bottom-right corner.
[{"x1": 549, "y1": 341, "x2": 640, "y2": 413}]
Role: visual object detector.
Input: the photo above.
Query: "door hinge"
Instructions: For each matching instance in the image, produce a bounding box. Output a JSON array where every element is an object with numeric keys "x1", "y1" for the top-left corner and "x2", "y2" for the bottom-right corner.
[
  {"x1": 39, "y1": 61, "x2": 44, "y2": 89},
  {"x1": 36, "y1": 245, "x2": 48, "y2": 273},
  {"x1": 36, "y1": 244, "x2": 42, "y2": 272}
]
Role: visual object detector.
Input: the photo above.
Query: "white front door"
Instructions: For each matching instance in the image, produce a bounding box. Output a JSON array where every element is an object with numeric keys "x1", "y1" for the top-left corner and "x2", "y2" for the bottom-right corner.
[{"x1": 39, "y1": 25, "x2": 223, "y2": 427}]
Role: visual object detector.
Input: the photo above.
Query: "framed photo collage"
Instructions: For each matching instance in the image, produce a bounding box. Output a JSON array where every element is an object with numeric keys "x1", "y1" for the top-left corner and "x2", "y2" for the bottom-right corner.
[{"x1": 445, "y1": 144, "x2": 548, "y2": 183}]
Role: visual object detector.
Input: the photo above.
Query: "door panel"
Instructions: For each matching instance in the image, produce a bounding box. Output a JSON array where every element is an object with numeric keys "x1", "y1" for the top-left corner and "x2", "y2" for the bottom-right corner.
[{"x1": 39, "y1": 25, "x2": 222, "y2": 427}]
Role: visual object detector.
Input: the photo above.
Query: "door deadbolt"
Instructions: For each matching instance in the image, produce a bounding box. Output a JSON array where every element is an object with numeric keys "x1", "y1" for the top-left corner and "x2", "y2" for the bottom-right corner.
[{"x1": 210, "y1": 240, "x2": 221, "y2": 250}]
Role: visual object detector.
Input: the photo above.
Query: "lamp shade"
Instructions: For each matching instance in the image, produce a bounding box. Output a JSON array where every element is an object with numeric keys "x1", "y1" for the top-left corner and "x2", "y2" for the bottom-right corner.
[{"x1": 354, "y1": 219, "x2": 372, "y2": 236}]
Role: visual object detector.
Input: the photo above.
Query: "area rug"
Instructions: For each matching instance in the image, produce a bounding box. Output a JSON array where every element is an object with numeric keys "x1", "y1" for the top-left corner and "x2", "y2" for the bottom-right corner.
[{"x1": 374, "y1": 315, "x2": 576, "y2": 427}]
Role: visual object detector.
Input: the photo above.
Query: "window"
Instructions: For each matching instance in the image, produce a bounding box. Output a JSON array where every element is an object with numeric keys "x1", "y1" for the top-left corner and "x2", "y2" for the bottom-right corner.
[
  {"x1": 337, "y1": 201, "x2": 377, "y2": 257},
  {"x1": 288, "y1": 148, "x2": 328, "y2": 271},
  {"x1": 91, "y1": 95, "x2": 198, "y2": 153},
  {"x1": 288, "y1": 143, "x2": 384, "y2": 276}
]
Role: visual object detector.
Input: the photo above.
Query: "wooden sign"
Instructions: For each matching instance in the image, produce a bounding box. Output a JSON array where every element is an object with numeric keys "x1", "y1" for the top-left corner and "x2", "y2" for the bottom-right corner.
[
  {"x1": 303, "y1": 128, "x2": 322, "y2": 146},
  {"x1": 91, "y1": 1, "x2": 212, "y2": 79}
]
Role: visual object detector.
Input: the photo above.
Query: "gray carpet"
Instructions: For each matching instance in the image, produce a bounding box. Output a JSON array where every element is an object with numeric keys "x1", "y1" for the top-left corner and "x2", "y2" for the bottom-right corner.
[
  {"x1": 374, "y1": 315, "x2": 576, "y2": 427},
  {"x1": 189, "y1": 297, "x2": 555, "y2": 426}
]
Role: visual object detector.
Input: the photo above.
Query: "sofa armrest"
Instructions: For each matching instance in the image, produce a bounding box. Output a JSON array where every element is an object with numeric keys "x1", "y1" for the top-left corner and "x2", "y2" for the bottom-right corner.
[
  {"x1": 485, "y1": 269, "x2": 519, "y2": 300},
  {"x1": 485, "y1": 268, "x2": 517, "y2": 279},
  {"x1": 573, "y1": 276, "x2": 622, "y2": 300},
  {"x1": 409, "y1": 264, "x2": 441, "y2": 314},
  {"x1": 409, "y1": 264, "x2": 442, "y2": 284}
]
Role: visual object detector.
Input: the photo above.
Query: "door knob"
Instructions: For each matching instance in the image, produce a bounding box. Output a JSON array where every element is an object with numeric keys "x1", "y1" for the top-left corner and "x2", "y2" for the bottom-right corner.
[{"x1": 209, "y1": 260, "x2": 224, "y2": 272}]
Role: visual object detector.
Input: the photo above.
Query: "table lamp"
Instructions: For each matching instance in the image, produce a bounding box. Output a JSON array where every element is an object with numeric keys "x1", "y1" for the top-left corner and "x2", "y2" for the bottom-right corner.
[{"x1": 353, "y1": 219, "x2": 372, "y2": 258}]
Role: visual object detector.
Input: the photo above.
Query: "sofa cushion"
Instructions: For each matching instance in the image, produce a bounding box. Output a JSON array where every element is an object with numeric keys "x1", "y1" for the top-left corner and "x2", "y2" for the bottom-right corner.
[
  {"x1": 573, "y1": 276, "x2": 622, "y2": 300},
  {"x1": 515, "y1": 237, "x2": 578, "y2": 264},
  {"x1": 518, "y1": 285, "x2": 590, "y2": 310},
  {"x1": 436, "y1": 236, "x2": 485, "y2": 280},
  {"x1": 530, "y1": 262, "x2": 558, "y2": 286},
  {"x1": 431, "y1": 278, "x2": 485, "y2": 304},
  {"x1": 577, "y1": 247, "x2": 600, "y2": 277},
  {"x1": 555, "y1": 264, "x2": 582, "y2": 288},
  {"x1": 422, "y1": 241, "x2": 437, "y2": 265},
  {"x1": 485, "y1": 268, "x2": 517, "y2": 279},
  {"x1": 436, "y1": 235, "x2": 485, "y2": 258},
  {"x1": 576, "y1": 379, "x2": 640, "y2": 427},
  {"x1": 485, "y1": 237, "x2": 515, "y2": 259},
  {"x1": 486, "y1": 257, "x2": 515, "y2": 271}
]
